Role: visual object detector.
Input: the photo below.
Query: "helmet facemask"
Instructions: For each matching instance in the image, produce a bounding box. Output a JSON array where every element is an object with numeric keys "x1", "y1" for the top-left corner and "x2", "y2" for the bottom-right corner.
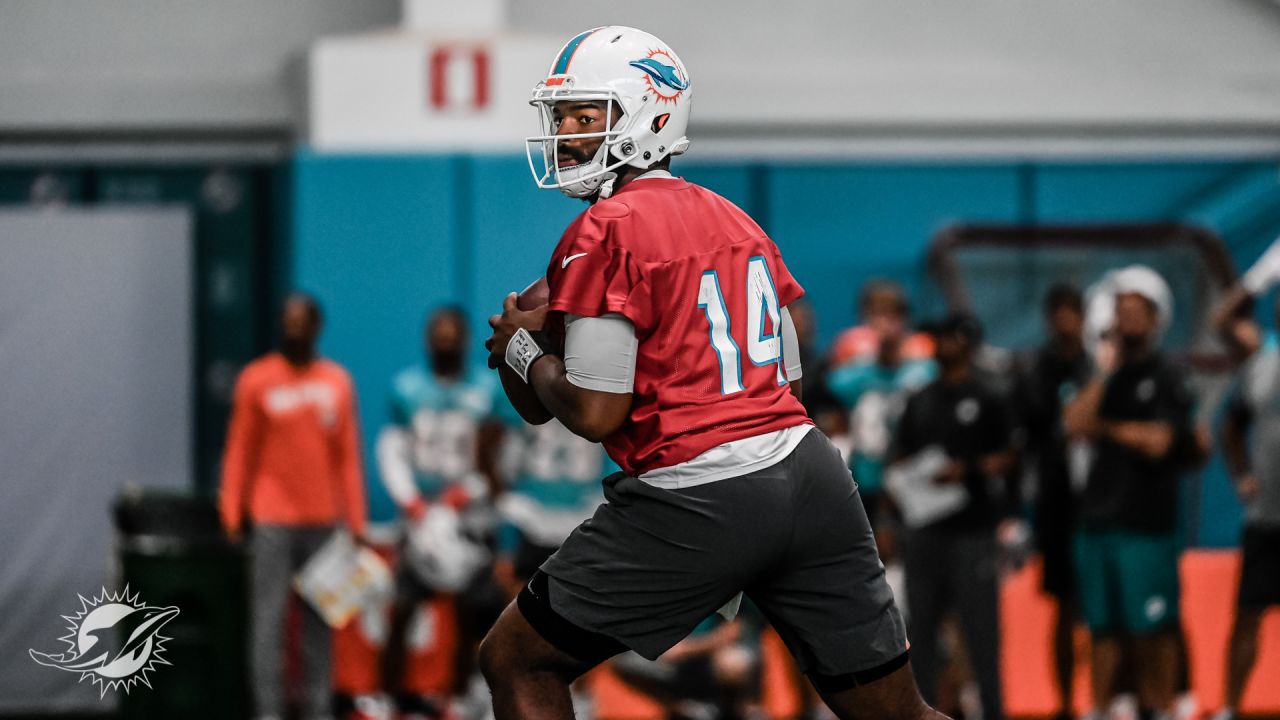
[{"x1": 525, "y1": 86, "x2": 646, "y2": 199}]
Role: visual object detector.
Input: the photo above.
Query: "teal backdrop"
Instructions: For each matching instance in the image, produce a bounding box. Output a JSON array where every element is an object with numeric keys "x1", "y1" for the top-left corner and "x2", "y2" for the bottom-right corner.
[{"x1": 290, "y1": 150, "x2": 1280, "y2": 545}]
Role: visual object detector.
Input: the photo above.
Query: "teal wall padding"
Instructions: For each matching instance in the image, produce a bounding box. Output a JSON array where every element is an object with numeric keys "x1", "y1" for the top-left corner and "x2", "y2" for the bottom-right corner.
[{"x1": 291, "y1": 150, "x2": 1280, "y2": 539}]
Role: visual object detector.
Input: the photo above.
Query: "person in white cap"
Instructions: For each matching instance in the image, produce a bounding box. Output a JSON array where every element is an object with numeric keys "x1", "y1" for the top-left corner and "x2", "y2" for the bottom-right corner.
[
  {"x1": 1211, "y1": 236, "x2": 1280, "y2": 720},
  {"x1": 1063, "y1": 265, "x2": 1193, "y2": 720}
]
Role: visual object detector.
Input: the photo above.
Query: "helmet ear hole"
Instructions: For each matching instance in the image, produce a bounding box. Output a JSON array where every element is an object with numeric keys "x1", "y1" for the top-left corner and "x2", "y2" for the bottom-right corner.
[{"x1": 651, "y1": 113, "x2": 671, "y2": 133}]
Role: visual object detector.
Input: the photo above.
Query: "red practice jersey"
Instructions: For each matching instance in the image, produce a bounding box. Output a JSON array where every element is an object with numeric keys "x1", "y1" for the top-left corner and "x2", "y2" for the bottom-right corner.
[{"x1": 546, "y1": 176, "x2": 811, "y2": 475}]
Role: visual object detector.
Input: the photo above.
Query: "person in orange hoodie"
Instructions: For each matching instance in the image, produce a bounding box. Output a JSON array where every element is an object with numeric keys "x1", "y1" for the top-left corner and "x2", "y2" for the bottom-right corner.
[{"x1": 221, "y1": 292, "x2": 367, "y2": 720}]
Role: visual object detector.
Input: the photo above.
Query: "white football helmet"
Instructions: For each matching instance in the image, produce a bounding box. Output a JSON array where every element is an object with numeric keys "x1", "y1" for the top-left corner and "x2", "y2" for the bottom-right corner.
[
  {"x1": 1084, "y1": 264, "x2": 1174, "y2": 354},
  {"x1": 405, "y1": 505, "x2": 489, "y2": 592},
  {"x1": 526, "y1": 26, "x2": 692, "y2": 199}
]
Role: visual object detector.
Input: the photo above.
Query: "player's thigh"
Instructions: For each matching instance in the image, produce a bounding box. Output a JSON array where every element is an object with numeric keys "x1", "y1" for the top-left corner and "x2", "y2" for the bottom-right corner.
[
  {"x1": 540, "y1": 470, "x2": 788, "y2": 661},
  {"x1": 750, "y1": 430, "x2": 907, "y2": 680},
  {"x1": 1113, "y1": 531, "x2": 1180, "y2": 633},
  {"x1": 479, "y1": 596, "x2": 600, "y2": 684}
]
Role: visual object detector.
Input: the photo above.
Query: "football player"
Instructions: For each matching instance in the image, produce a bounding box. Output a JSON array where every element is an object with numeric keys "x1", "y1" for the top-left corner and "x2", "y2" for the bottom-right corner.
[
  {"x1": 376, "y1": 306, "x2": 506, "y2": 712},
  {"x1": 480, "y1": 27, "x2": 944, "y2": 720}
]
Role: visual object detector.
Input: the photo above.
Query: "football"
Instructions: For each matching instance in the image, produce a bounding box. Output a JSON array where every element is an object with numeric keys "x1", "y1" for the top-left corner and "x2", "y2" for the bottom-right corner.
[{"x1": 517, "y1": 276, "x2": 550, "y2": 311}]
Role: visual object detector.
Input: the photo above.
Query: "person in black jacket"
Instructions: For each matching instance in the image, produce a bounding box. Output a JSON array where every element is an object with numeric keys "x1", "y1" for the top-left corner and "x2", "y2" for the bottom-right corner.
[
  {"x1": 891, "y1": 313, "x2": 1018, "y2": 720},
  {"x1": 1016, "y1": 284, "x2": 1091, "y2": 720}
]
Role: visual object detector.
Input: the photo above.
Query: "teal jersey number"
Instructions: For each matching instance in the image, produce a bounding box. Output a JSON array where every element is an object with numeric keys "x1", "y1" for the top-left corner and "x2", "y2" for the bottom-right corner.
[{"x1": 697, "y1": 256, "x2": 785, "y2": 395}]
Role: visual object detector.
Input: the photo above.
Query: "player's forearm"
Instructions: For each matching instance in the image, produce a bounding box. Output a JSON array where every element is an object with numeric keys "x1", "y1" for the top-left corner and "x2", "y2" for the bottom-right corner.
[
  {"x1": 1102, "y1": 420, "x2": 1175, "y2": 460},
  {"x1": 344, "y1": 481, "x2": 368, "y2": 535},
  {"x1": 1213, "y1": 285, "x2": 1262, "y2": 359},
  {"x1": 529, "y1": 355, "x2": 628, "y2": 442},
  {"x1": 375, "y1": 426, "x2": 424, "y2": 510},
  {"x1": 218, "y1": 435, "x2": 253, "y2": 533},
  {"x1": 977, "y1": 448, "x2": 1016, "y2": 480},
  {"x1": 341, "y1": 454, "x2": 368, "y2": 535},
  {"x1": 1213, "y1": 285, "x2": 1251, "y2": 339},
  {"x1": 1062, "y1": 376, "x2": 1105, "y2": 437},
  {"x1": 221, "y1": 379, "x2": 264, "y2": 533},
  {"x1": 500, "y1": 365, "x2": 554, "y2": 424},
  {"x1": 218, "y1": 473, "x2": 245, "y2": 533}
]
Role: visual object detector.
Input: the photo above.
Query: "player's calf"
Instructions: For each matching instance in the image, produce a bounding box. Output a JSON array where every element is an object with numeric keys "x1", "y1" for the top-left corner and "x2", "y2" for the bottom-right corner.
[
  {"x1": 816, "y1": 660, "x2": 948, "y2": 720},
  {"x1": 479, "y1": 602, "x2": 585, "y2": 720},
  {"x1": 480, "y1": 571, "x2": 627, "y2": 720}
]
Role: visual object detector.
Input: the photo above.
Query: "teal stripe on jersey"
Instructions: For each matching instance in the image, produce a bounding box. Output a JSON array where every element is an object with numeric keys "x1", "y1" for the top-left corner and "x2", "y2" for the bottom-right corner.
[{"x1": 553, "y1": 29, "x2": 595, "y2": 75}]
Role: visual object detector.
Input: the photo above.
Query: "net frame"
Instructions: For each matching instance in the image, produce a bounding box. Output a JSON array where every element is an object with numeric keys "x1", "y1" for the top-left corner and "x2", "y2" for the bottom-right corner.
[{"x1": 927, "y1": 223, "x2": 1237, "y2": 373}]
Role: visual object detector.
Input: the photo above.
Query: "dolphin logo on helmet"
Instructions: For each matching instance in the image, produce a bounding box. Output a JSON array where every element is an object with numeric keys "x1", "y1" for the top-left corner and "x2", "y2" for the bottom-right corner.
[
  {"x1": 628, "y1": 57, "x2": 688, "y2": 92},
  {"x1": 526, "y1": 26, "x2": 693, "y2": 199}
]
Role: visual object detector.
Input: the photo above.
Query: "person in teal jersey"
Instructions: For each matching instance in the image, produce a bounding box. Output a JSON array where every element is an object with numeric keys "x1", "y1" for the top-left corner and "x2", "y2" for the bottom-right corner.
[
  {"x1": 376, "y1": 306, "x2": 510, "y2": 712},
  {"x1": 825, "y1": 281, "x2": 936, "y2": 527},
  {"x1": 494, "y1": 418, "x2": 615, "y2": 598},
  {"x1": 377, "y1": 308, "x2": 509, "y2": 511}
]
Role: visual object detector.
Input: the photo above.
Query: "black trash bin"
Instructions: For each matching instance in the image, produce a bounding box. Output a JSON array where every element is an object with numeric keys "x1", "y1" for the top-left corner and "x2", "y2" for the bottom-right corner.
[{"x1": 114, "y1": 491, "x2": 248, "y2": 720}]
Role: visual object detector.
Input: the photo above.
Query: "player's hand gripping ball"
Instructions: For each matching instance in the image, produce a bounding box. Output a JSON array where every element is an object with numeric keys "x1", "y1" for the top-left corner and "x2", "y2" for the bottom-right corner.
[{"x1": 486, "y1": 277, "x2": 554, "y2": 372}]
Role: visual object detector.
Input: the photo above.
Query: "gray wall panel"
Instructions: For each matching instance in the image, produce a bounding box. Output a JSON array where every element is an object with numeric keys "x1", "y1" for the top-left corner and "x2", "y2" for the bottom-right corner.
[{"x1": 0, "y1": 209, "x2": 192, "y2": 711}]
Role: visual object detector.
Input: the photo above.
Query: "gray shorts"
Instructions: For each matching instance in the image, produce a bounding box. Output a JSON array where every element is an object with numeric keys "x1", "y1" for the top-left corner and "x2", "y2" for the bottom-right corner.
[{"x1": 539, "y1": 428, "x2": 907, "y2": 677}]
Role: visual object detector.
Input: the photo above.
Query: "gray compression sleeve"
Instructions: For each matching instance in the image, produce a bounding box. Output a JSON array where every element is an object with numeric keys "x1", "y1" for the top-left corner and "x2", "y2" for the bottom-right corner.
[
  {"x1": 564, "y1": 313, "x2": 638, "y2": 394},
  {"x1": 781, "y1": 305, "x2": 804, "y2": 382}
]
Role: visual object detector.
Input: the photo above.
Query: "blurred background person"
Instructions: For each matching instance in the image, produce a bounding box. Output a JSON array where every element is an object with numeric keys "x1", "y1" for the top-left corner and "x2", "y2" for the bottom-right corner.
[
  {"x1": 374, "y1": 306, "x2": 507, "y2": 717},
  {"x1": 220, "y1": 292, "x2": 368, "y2": 720},
  {"x1": 1063, "y1": 267, "x2": 1189, "y2": 720},
  {"x1": 610, "y1": 613, "x2": 765, "y2": 720},
  {"x1": 1213, "y1": 241, "x2": 1280, "y2": 720},
  {"x1": 829, "y1": 280, "x2": 936, "y2": 369},
  {"x1": 493, "y1": 419, "x2": 612, "y2": 599},
  {"x1": 888, "y1": 312, "x2": 1018, "y2": 720},
  {"x1": 784, "y1": 299, "x2": 846, "y2": 440},
  {"x1": 1015, "y1": 283, "x2": 1091, "y2": 720},
  {"x1": 826, "y1": 281, "x2": 936, "y2": 546}
]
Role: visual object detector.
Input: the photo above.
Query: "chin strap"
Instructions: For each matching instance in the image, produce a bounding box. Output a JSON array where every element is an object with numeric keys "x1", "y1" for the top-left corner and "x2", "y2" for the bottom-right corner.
[{"x1": 597, "y1": 173, "x2": 618, "y2": 200}]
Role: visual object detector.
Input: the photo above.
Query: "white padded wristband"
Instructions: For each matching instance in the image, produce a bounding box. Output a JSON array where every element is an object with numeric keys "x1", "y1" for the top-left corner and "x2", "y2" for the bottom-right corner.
[{"x1": 505, "y1": 327, "x2": 545, "y2": 383}]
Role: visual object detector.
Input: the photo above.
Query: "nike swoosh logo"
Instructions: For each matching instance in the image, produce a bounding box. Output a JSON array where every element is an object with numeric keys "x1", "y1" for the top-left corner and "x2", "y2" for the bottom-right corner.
[{"x1": 561, "y1": 253, "x2": 588, "y2": 268}]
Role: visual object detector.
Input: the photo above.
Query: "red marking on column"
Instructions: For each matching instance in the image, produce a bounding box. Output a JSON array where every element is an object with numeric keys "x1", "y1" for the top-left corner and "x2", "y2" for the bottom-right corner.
[
  {"x1": 473, "y1": 49, "x2": 490, "y2": 110},
  {"x1": 429, "y1": 47, "x2": 450, "y2": 110}
]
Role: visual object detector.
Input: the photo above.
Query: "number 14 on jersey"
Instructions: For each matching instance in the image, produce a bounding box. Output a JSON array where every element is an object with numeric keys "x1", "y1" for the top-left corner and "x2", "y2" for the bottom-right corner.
[{"x1": 697, "y1": 256, "x2": 787, "y2": 395}]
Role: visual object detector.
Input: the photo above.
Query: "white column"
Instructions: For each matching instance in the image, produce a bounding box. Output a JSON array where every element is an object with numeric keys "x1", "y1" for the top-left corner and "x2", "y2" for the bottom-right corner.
[{"x1": 401, "y1": 0, "x2": 505, "y2": 32}]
